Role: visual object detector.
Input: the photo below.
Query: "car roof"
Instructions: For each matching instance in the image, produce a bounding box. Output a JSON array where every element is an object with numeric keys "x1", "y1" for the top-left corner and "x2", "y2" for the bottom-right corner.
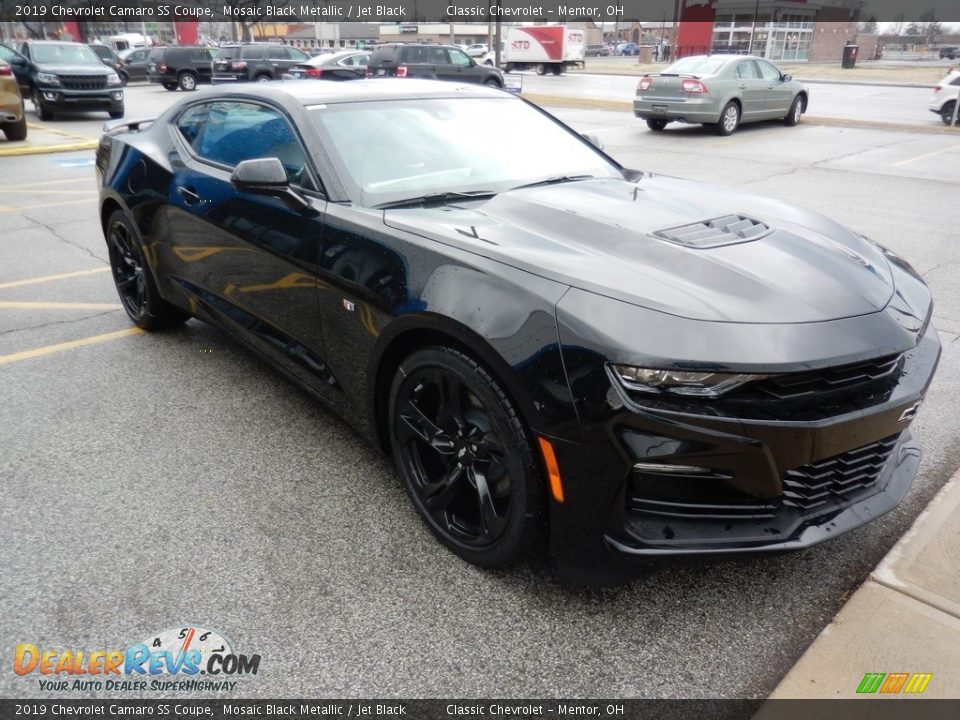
[{"x1": 186, "y1": 78, "x2": 509, "y2": 107}]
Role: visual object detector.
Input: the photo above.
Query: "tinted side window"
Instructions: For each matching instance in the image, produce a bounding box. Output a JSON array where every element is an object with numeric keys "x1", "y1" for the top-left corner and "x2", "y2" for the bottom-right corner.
[
  {"x1": 189, "y1": 48, "x2": 211, "y2": 63},
  {"x1": 427, "y1": 47, "x2": 448, "y2": 64},
  {"x1": 289, "y1": 47, "x2": 309, "y2": 61},
  {"x1": 176, "y1": 104, "x2": 209, "y2": 149},
  {"x1": 757, "y1": 61, "x2": 781, "y2": 81},
  {"x1": 267, "y1": 45, "x2": 290, "y2": 60},
  {"x1": 191, "y1": 102, "x2": 313, "y2": 188},
  {"x1": 242, "y1": 46, "x2": 266, "y2": 60},
  {"x1": 736, "y1": 61, "x2": 759, "y2": 80}
]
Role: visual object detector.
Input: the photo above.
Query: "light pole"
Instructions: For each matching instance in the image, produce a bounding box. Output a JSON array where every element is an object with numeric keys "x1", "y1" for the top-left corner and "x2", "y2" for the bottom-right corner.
[{"x1": 747, "y1": 0, "x2": 760, "y2": 54}]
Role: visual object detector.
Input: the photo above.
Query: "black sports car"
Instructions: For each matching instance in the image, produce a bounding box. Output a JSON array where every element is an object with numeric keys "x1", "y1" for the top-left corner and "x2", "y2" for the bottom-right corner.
[{"x1": 96, "y1": 80, "x2": 939, "y2": 582}]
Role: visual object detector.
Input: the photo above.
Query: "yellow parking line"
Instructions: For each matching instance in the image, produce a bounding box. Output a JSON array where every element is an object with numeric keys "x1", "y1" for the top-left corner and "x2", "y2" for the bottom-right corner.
[
  {"x1": 0, "y1": 301, "x2": 120, "y2": 310},
  {"x1": 25, "y1": 123, "x2": 97, "y2": 142},
  {"x1": 0, "y1": 197, "x2": 97, "y2": 213},
  {"x1": 0, "y1": 267, "x2": 109, "y2": 290},
  {"x1": 0, "y1": 140, "x2": 98, "y2": 157},
  {"x1": 892, "y1": 142, "x2": 960, "y2": 166},
  {"x1": 0, "y1": 327, "x2": 142, "y2": 366}
]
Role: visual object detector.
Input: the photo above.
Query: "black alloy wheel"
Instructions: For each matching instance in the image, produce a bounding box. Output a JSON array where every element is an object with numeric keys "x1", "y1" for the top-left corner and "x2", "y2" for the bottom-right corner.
[
  {"x1": 646, "y1": 118, "x2": 668, "y2": 131},
  {"x1": 389, "y1": 347, "x2": 544, "y2": 567},
  {"x1": 106, "y1": 210, "x2": 189, "y2": 330}
]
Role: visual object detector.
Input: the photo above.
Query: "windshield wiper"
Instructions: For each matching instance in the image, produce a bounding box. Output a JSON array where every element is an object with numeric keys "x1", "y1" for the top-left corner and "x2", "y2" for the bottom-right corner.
[
  {"x1": 376, "y1": 190, "x2": 497, "y2": 210},
  {"x1": 509, "y1": 175, "x2": 595, "y2": 191}
]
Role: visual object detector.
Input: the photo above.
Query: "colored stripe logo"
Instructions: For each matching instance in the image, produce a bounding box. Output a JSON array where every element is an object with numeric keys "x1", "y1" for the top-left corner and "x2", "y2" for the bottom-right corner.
[{"x1": 857, "y1": 672, "x2": 933, "y2": 694}]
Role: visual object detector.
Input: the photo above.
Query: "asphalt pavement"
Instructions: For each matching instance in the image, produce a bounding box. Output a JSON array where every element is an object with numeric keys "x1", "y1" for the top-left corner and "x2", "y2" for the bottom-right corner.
[{"x1": 1, "y1": 83, "x2": 959, "y2": 700}]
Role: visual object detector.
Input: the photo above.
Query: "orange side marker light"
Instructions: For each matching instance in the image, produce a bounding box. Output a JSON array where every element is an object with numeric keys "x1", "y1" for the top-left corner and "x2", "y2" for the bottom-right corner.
[{"x1": 537, "y1": 437, "x2": 565, "y2": 503}]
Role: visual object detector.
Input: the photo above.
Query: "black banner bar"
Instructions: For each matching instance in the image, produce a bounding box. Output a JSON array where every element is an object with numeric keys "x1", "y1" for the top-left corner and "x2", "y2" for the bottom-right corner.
[
  {"x1": 5, "y1": 700, "x2": 960, "y2": 720},
  {"x1": 0, "y1": 0, "x2": 958, "y2": 23}
]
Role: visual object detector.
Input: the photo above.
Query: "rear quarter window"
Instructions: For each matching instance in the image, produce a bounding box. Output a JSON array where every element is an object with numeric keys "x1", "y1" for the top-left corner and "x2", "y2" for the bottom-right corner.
[{"x1": 242, "y1": 46, "x2": 267, "y2": 60}]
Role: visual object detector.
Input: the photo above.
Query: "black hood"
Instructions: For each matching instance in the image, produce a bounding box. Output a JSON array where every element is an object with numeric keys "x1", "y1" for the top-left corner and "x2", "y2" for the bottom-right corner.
[
  {"x1": 384, "y1": 176, "x2": 894, "y2": 324},
  {"x1": 35, "y1": 63, "x2": 113, "y2": 75}
]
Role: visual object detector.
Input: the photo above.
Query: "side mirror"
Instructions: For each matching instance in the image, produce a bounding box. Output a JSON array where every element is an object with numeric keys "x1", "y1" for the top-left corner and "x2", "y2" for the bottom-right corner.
[
  {"x1": 10, "y1": 55, "x2": 25, "y2": 66},
  {"x1": 230, "y1": 158, "x2": 315, "y2": 214},
  {"x1": 581, "y1": 132, "x2": 604, "y2": 150},
  {"x1": 782, "y1": 73, "x2": 792, "y2": 82}
]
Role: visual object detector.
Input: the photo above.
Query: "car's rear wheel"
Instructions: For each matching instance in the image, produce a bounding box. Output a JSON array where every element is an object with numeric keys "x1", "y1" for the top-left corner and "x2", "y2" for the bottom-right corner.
[
  {"x1": 105, "y1": 210, "x2": 189, "y2": 331},
  {"x1": 646, "y1": 118, "x2": 668, "y2": 131},
  {"x1": 162, "y1": 81, "x2": 178, "y2": 91},
  {"x1": 32, "y1": 90, "x2": 52, "y2": 121},
  {"x1": 178, "y1": 72, "x2": 197, "y2": 91},
  {"x1": 551, "y1": 64, "x2": 563, "y2": 76},
  {"x1": 715, "y1": 101, "x2": 740, "y2": 136},
  {"x1": 255, "y1": 73, "x2": 272, "y2": 83},
  {"x1": 784, "y1": 95, "x2": 804, "y2": 126},
  {"x1": 389, "y1": 347, "x2": 545, "y2": 567},
  {"x1": 2, "y1": 106, "x2": 27, "y2": 141},
  {"x1": 536, "y1": 64, "x2": 548, "y2": 76},
  {"x1": 941, "y1": 101, "x2": 957, "y2": 126}
]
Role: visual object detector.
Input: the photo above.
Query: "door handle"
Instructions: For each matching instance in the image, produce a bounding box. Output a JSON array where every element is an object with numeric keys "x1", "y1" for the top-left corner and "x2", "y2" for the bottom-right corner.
[
  {"x1": 738, "y1": 83, "x2": 747, "y2": 89},
  {"x1": 177, "y1": 186, "x2": 201, "y2": 205}
]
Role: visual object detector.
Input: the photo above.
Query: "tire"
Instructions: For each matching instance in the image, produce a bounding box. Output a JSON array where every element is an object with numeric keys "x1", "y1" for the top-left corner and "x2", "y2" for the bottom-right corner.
[
  {"x1": 646, "y1": 118, "x2": 668, "y2": 131},
  {"x1": 118, "y1": 71, "x2": 129, "y2": 86},
  {"x1": 784, "y1": 95, "x2": 803, "y2": 126},
  {"x1": 109, "y1": 108, "x2": 124, "y2": 120},
  {"x1": 33, "y1": 90, "x2": 52, "y2": 121},
  {"x1": 2, "y1": 108, "x2": 27, "y2": 141},
  {"x1": 255, "y1": 73, "x2": 272, "y2": 83},
  {"x1": 536, "y1": 64, "x2": 548, "y2": 76},
  {"x1": 551, "y1": 64, "x2": 563, "y2": 76},
  {"x1": 177, "y1": 72, "x2": 198, "y2": 91},
  {"x1": 941, "y1": 101, "x2": 958, "y2": 126},
  {"x1": 105, "y1": 210, "x2": 189, "y2": 331},
  {"x1": 389, "y1": 346, "x2": 545, "y2": 568},
  {"x1": 162, "y1": 81, "x2": 178, "y2": 91},
  {"x1": 484, "y1": 77, "x2": 502, "y2": 88},
  {"x1": 715, "y1": 101, "x2": 740, "y2": 136}
]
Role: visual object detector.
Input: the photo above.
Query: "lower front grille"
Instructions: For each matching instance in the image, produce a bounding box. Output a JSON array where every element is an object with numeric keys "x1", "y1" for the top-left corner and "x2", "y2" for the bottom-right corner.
[
  {"x1": 61, "y1": 75, "x2": 108, "y2": 90},
  {"x1": 782, "y1": 435, "x2": 900, "y2": 511}
]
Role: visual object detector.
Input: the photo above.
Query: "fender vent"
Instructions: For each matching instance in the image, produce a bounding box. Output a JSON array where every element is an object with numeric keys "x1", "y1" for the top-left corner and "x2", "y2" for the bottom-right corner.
[{"x1": 654, "y1": 214, "x2": 771, "y2": 248}]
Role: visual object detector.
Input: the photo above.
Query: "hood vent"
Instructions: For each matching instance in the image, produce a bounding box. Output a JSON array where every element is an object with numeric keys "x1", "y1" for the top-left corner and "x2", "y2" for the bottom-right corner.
[{"x1": 654, "y1": 214, "x2": 771, "y2": 249}]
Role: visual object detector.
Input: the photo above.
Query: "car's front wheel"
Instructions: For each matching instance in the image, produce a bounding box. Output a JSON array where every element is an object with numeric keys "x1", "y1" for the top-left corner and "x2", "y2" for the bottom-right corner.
[
  {"x1": 162, "y1": 81, "x2": 178, "y2": 91},
  {"x1": 646, "y1": 118, "x2": 668, "y2": 131},
  {"x1": 109, "y1": 108, "x2": 124, "y2": 119},
  {"x1": 105, "y1": 210, "x2": 189, "y2": 331},
  {"x1": 484, "y1": 77, "x2": 502, "y2": 88},
  {"x1": 32, "y1": 90, "x2": 52, "y2": 121},
  {"x1": 389, "y1": 347, "x2": 545, "y2": 567},
  {"x1": 941, "y1": 101, "x2": 957, "y2": 126},
  {"x1": 784, "y1": 95, "x2": 804, "y2": 126},
  {"x1": 715, "y1": 101, "x2": 740, "y2": 136}
]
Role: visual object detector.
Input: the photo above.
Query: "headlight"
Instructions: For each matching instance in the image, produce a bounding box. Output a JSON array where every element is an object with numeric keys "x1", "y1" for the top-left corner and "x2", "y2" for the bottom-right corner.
[
  {"x1": 106, "y1": 73, "x2": 123, "y2": 86},
  {"x1": 611, "y1": 364, "x2": 771, "y2": 398},
  {"x1": 37, "y1": 72, "x2": 60, "y2": 86}
]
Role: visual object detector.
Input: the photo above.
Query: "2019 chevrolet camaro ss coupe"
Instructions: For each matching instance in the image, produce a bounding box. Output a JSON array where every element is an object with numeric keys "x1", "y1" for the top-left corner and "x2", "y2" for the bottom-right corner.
[{"x1": 96, "y1": 80, "x2": 939, "y2": 582}]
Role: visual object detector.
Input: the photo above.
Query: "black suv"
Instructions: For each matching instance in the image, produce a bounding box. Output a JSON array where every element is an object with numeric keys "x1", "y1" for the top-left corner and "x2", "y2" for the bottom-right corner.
[
  {"x1": 17, "y1": 40, "x2": 124, "y2": 120},
  {"x1": 366, "y1": 44, "x2": 504, "y2": 87},
  {"x1": 940, "y1": 46, "x2": 959, "y2": 60},
  {"x1": 147, "y1": 46, "x2": 215, "y2": 91},
  {"x1": 211, "y1": 43, "x2": 310, "y2": 84}
]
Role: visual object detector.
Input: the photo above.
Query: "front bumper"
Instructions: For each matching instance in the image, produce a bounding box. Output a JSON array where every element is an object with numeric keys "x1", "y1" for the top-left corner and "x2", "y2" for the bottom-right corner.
[
  {"x1": 634, "y1": 95, "x2": 721, "y2": 124},
  {"x1": 547, "y1": 322, "x2": 940, "y2": 582},
  {"x1": 37, "y1": 87, "x2": 123, "y2": 111}
]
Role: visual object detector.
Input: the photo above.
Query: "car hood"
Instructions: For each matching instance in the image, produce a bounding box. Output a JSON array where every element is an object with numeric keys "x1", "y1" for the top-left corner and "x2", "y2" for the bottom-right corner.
[
  {"x1": 35, "y1": 63, "x2": 112, "y2": 75},
  {"x1": 384, "y1": 176, "x2": 894, "y2": 324}
]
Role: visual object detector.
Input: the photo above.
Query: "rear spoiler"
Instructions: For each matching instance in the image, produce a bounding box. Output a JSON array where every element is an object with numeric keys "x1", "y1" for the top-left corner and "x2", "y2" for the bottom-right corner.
[{"x1": 101, "y1": 117, "x2": 156, "y2": 135}]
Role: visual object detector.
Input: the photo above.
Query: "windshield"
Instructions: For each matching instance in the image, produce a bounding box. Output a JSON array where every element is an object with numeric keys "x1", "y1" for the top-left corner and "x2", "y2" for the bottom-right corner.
[
  {"x1": 662, "y1": 56, "x2": 729, "y2": 76},
  {"x1": 308, "y1": 97, "x2": 620, "y2": 207},
  {"x1": 32, "y1": 43, "x2": 101, "y2": 65}
]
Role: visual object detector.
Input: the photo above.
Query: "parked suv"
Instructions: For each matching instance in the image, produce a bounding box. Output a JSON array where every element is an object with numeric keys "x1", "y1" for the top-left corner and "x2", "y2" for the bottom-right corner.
[
  {"x1": 366, "y1": 44, "x2": 504, "y2": 87},
  {"x1": 211, "y1": 43, "x2": 310, "y2": 84},
  {"x1": 147, "y1": 46, "x2": 215, "y2": 91},
  {"x1": 88, "y1": 43, "x2": 125, "y2": 81},
  {"x1": 939, "y1": 46, "x2": 958, "y2": 60},
  {"x1": 17, "y1": 40, "x2": 123, "y2": 120}
]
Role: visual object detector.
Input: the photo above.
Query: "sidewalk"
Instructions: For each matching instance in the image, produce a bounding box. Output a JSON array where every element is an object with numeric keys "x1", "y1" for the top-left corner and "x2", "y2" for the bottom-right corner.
[
  {"x1": 766, "y1": 467, "x2": 960, "y2": 699},
  {"x1": 0, "y1": 123, "x2": 97, "y2": 157}
]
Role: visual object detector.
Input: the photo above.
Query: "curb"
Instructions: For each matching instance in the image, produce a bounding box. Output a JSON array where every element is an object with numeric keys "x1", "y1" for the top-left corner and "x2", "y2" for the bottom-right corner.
[
  {"x1": 521, "y1": 93, "x2": 960, "y2": 135},
  {"x1": 0, "y1": 124, "x2": 98, "y2": 157},
  {"x1": 764, "y1": 467, "x2": 960, "y2": 700},
  {"x1": 570, "y1": 69, "x2": 940, "y2": 89}
]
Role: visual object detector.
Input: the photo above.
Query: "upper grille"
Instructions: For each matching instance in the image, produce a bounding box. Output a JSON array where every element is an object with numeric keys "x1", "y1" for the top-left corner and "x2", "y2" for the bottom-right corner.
[
  {"x1": 654, "y1": 214, "x2": 771, "y2": 248},
  {"x1": 751, "y1": 354, "x2": 903, "y2": 401},
  {"x1": 60, "y1": 75, "x2": 108, "y2": 90},
  {"x1": 782, "y1": 435, "x2": 900, "y2": 511}
]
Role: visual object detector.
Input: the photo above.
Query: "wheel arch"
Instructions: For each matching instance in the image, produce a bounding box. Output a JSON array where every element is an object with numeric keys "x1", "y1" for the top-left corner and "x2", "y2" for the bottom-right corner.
[{"x1": 796, "y1": 91, "x2": 808, "y2": 111}]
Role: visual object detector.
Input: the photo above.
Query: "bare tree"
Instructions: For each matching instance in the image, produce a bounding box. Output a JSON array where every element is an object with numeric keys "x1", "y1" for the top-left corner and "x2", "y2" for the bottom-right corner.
[{"x1": 222, "y1": 0, "x2": 267, "y2": 42}]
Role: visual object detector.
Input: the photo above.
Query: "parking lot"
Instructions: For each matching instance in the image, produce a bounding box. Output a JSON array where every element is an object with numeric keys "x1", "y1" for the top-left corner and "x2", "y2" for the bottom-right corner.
[{"x1": 1, "y1": 84, "x2": 959, "y2": 699}]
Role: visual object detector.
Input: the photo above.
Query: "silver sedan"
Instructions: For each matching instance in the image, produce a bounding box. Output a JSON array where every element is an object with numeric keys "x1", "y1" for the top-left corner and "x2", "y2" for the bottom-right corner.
[{"x1": 634, "y1": 55, "x2": 808, "y2": 136}]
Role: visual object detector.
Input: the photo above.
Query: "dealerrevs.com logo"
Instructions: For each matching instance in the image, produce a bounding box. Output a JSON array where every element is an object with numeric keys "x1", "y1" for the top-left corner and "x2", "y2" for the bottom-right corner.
[{"x1": 14, "y1": 626, "x2": 260, "y2": 692}]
